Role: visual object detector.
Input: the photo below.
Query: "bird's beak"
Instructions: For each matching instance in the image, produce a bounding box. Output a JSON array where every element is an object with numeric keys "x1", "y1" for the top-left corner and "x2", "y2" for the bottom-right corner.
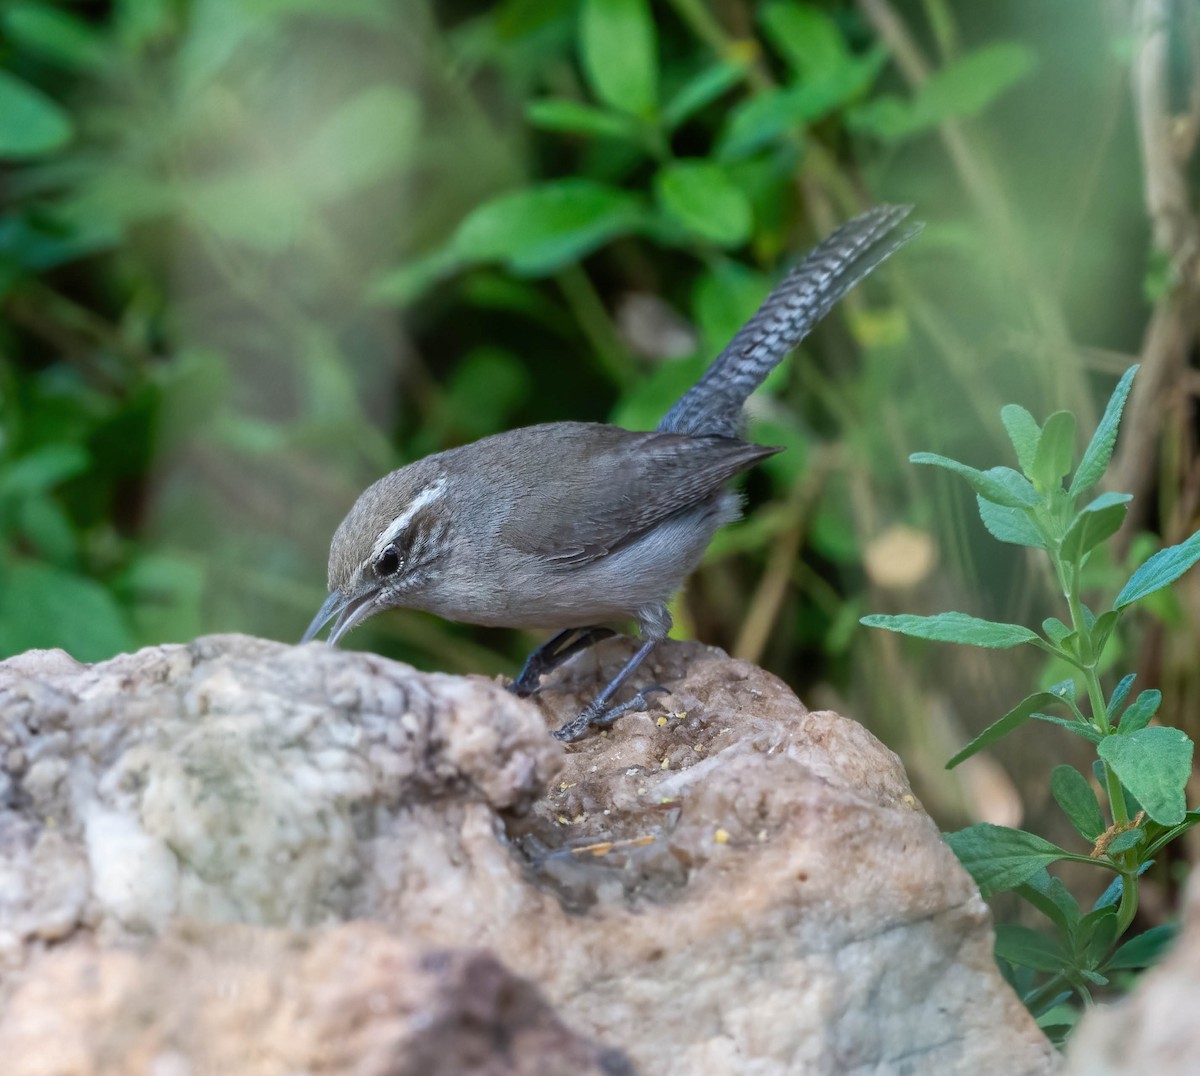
[{"x1": 301, "y1": 582, "x2": 382, "y2": 646}]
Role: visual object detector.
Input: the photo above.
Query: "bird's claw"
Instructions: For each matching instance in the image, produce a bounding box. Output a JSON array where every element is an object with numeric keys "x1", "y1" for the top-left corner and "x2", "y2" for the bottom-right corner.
[
  {"x1": 552, "y1": 685, "x2": 669, "y2": 743},
  {"x1": 507, "y1": 674, "x2": 540, "y2": 698}
]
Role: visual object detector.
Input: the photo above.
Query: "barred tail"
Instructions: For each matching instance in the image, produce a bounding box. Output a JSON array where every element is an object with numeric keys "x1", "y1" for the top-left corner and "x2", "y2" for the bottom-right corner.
[{"x1": 658, "y1": 204, "x2": 921, "y2": 438}]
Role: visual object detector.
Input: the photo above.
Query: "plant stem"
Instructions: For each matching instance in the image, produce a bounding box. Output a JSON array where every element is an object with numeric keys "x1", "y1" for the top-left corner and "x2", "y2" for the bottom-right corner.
[
  {"x1": 733, "y1": 448, "x2": 832, "y2": 662},
  {"x1": 1023, "y1": 973, "x2": 1070, "y2": 1012},
  {"x1": 666, "y1": 0, "x2": 773, "y2": 93},
  {"x1": 1116, "y1": 871, "x2": 1140, "y2": 935},
  {"x1": 1058, "y1": 554, "x2": 1130, "y2": 824},
  {"x1": 1058, "y1": 552, "x2": 1140, "y2": 933},
  {"x1": 555, "y1": 266, "x2": 639, "y2": 390},
  {"x1": 1099, "y1": 729, "x2": 1130, "y2": 823}
]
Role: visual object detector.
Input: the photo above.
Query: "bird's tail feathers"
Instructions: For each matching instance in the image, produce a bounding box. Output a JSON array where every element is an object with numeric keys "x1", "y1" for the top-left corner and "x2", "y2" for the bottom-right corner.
[{"x1": 658, "y1": 204, "x2": 922, "y2": 438}]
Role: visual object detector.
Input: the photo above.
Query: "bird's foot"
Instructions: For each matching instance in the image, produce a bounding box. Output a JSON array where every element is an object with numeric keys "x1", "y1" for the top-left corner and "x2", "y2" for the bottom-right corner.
[
  {"x1": 508, "y1": 627, "x2": 617, "y2": 698},
  {"x1": 552, "y1": 686, "x2": 669, "y2": 743},
  {"x1": 508, "y1": 670, "x2": 542, "y2": 699}
]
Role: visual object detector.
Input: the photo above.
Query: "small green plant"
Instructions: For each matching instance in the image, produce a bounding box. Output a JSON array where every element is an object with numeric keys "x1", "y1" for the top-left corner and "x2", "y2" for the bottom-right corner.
[{"x1": 863, "y1": 365, "x2": 1200, "y2": 1039}]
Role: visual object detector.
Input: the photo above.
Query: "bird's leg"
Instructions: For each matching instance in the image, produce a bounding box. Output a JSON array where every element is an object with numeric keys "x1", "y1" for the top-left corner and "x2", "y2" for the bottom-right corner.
[
  {"x1": 552, "y1": 637, "x2": 666, "y2": 743},
  {"x1": 508, "y1": 627, "x2": 617, "y2": 697},
  {"x1": 552, "y1": 603, "x2": 674, "y2": 742}
]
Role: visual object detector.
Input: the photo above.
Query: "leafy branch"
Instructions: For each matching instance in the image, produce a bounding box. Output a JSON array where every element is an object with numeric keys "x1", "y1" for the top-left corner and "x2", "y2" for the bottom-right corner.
[{"x1": 863, "y1": 365, "x2": 1200, "y2": 1036}]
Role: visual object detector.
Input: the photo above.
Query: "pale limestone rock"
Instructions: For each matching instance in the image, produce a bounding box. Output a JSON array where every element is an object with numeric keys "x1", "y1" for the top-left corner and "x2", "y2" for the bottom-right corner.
[
  {"x1": 1065, "y1": 872, "x2": 1198, "y2": 1074},
  {"x1": 0, "y1": 922, "x2": 632, "y2": 1075},
  {"x1": 0, "y1": 634, "x2": 1060, "y2": 1075}
]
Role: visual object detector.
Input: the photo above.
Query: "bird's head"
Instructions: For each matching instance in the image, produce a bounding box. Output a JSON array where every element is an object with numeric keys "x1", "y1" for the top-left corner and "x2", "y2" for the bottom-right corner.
[{"x1": 302, "y1": 461, "x2": 451, "y2": 645}]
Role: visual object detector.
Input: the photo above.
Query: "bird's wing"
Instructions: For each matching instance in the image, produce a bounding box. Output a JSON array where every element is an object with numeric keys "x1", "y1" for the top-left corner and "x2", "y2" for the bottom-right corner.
[{"x1": 499, "y1": 425, "x2": 778, "y2": 567}]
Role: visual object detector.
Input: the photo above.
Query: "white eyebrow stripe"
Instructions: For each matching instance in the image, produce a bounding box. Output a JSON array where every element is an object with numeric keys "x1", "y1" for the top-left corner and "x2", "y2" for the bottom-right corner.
[{"x1": 371, "y1": 478, "x2": 446, "y2": 558}]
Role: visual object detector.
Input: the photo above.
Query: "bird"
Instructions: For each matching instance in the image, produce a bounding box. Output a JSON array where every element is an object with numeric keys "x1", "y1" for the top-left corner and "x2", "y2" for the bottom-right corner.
[{"x1": 303, "y1": 204, "x2": 921, "y2": 742}]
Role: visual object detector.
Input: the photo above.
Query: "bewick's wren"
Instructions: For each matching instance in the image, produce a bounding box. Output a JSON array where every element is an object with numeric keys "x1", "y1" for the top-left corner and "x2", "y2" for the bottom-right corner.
[{"x1": 304, "y1": 205, "x2": 921, "y2": 741}]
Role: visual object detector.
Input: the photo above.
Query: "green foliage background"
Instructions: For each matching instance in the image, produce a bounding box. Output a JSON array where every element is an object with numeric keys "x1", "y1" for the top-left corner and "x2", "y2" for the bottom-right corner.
[{"x1": 1, "y1": 0, "x2": 1189, "y2": 836}]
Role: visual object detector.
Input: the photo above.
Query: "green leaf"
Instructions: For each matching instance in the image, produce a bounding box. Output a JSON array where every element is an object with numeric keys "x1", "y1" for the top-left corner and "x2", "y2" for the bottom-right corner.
[
  {"x1": 946, "y1": 689, "x2": 1069, "y2": 769},
  {"x1": 610, "y1": 352, "x2": 707, "y2": 431},
  {"x1": 18, "y1": 495, "x2": 79, "y2": 566},
  {"x1": 1031, "y1": 410, "x2": 1075, "y2": 492},
  {"x1": 451, "y1": 180, "x2": 648, "y2": 275},
  {"x1": 994, "y1": 924, "x2": 1065, "y2": 973},
  {"x1": 2, "y1": 1, "x2": 106, "y2": 71},
  {"x1": 849, "y1": 43, "x2": 1035, "y2": 141},
  {"x1": 662, "y1": 61, "x2": 745, "y2": 128},
  {"x1": 1051, "y1": 765, "x2": 1104, "y2": 841},
  {"x1": 653, "y1": 161, "x2": 752, "y2": 247},
  {"x1": 846, "y1": 96, "x2": 913, "y2": 141},
  {"x1": 1098, "y1": 726, "x2": 1194, "y2": 825},
  {"x1": 1048, "y1": 678, "x2": 1078, "y2": 705},
  {"x1": 1036, "y1": 1005, "x2": 1080, "y2": 1031},
  {"x1": 1041, "y1": 618, "x2": 1072, "y2": 646},
  {"x1": 117, "y1": 552, "x2": 205, "y2": 645},
  {"x1": 1070, "y1": 365, "x2": 1138, "y2": 495},
  {"x1": 946, "y1": 824, "x2": 1073, "y2": 897},
  {"x1": 1145, "y1": 811, "x2": 1200, "y2": 857},
  {"x1": 298, "y1": 86, "x2": 420, "y2": 200},
  {"x1": 1032, "y1": 712, "x2": 1102, "y2": 744},
  {"x1": 1093, "y1": 862, "x2": 1153, "y2": 910},
  {"x1": 1001, "y1": 404, "x2": 1042, "y2": 475},
  {"x1": 0, "y1": 561, "x2": 134, "y2": 662},
  {"x1": 579, "y1": 0, "x2": 657, "y2": 116},
  {"x1": 526, "y1": 98, "x2": 640, "y2": 140},
  {"x1": 911, "y1": 454, "x2": 1039, "y2": 508},
  {"x1": 976, "y1": 497, "x2": 1045, "y2": 548},
  {"x1": 1108, "y1": 674, "x2": 1136, "y2": 717},
  {"x1": 1091, "y1": 876, "x2": 1122, "y2": 912},
  {"x1": 0, "y1": 444, "x2": 89, "y2": 499},
  {"x1": 986, "y1": 467, "x2": 1041, "y2": 505},
  {"x1": 758, "y1": 2, "x2": 887, "y2": 112},
  {"x1": 48, "y1": 167, "x2": 177, "y2": 243},
  {"x1": 112, "y1": 0, "x2": 174, "y2": 50},
  {"x1": 760, "y1": 1, "x2": 845, "y2": 79},
  {"x1": 1106, "y1": 924, "x2": 1176, "y2": 970},
  {"x1": 1061, "y1": 492, "x2": 1132, "y2": 562},
  {"x1": 1090, "y1": 609, "x2": 1120, "y2": 657},
  {"x1": 368, "y1": 247, "x2": 461, "y2": 306},
  {"x1": 1106, "y1": 828, "x2": 1144, "y2": 854},
  {"x1": 0, "y1": 212, "x2": 107, "y2": 276},
  {"x1": 1017, "y1": 871, "x2": 1081, "y2": 934},
  {"x1": 1115, "y1": 529, "x2": 1200, "y2": 609},
  {"x1": 921, "y1": 43, "x2": 1037, "y2": 120},
  {"x1": 1116, "y1": 689, "x2": 1162, "y2": 734},
  {"x1": 715, "y1": 87, "x2": 812, "y2": 160},
  {"x1": 0, "y1": 69, "x2": 73, "y2": 157},
  {"x1": 432, "y1": 346, "x2": 532, "y2": 442},
  {"x1": 692, "y1": 260, "x2": 771, "y2": 356},
  {"x1": 861, "y1": 611, "x2": 1040, "y2": 649},
  {"x1": 1081, "y1": 490, "x2": 1133, "y2": 513},
  {"x1": 1077, "y1": 906, "x2": 1120, "y2": 965}
]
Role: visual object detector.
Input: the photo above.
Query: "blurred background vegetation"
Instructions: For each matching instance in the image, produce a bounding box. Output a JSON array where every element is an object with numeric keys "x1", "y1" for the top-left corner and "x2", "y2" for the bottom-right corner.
[{"x1": 2, "y1": 0, "x2": 1197, "y2": 900}]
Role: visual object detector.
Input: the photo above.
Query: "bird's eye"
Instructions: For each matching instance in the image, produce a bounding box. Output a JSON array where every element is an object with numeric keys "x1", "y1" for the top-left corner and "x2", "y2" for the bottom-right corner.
[{"x1": 374, "y1": 544, "x2": 401, "y2": 577}]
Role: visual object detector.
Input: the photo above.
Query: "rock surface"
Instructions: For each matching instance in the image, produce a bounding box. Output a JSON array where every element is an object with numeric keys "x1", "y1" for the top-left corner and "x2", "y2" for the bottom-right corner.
[
  {"x1": 0, "y1": 634, "x2": 1060, "y2": 1074},
  {"x1": 1065, "y1": 874, "x2": 1199, "y2": 1074},
  {"x1": 0, "y1": 922, "x2": 632, "y2": 1076}
]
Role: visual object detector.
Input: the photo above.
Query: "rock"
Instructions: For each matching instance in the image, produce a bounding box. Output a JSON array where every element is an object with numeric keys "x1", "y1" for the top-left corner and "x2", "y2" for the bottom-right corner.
[
  {"x1": 0, "y1": 922, "x2": 633, "y2": 1076},
  {"x1": 0, "y1": 634, "x2": 1059, "y2": 1074},
  {"x1": 1065, "y1": 874, "x2": 1199, "y2": 1073},
  {"x1": 0, "y1": 634, "x2": 558, "y2": 951}
]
